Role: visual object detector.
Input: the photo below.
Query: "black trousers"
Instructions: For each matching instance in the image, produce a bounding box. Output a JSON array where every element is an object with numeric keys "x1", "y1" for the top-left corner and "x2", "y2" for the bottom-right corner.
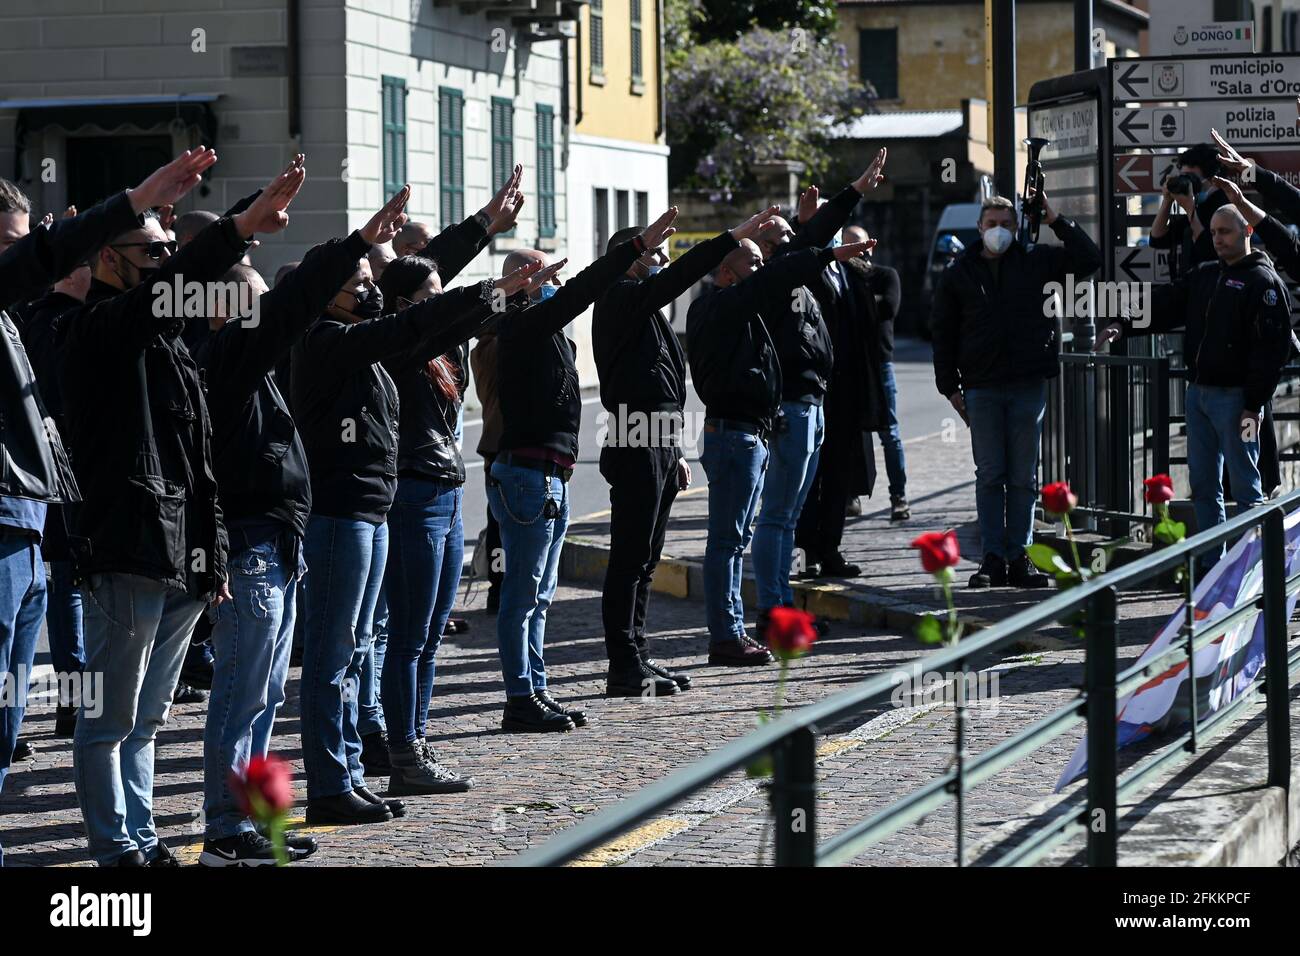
[
  {"x1": 796, "y1": 438, "x2": 851, "y2": 560},
  {"x1": 599, "y1": 445, "x2": 680, "y2": 670},
  {"x1": 483, "y1": 453, "x2": 504, "y2": 595}
]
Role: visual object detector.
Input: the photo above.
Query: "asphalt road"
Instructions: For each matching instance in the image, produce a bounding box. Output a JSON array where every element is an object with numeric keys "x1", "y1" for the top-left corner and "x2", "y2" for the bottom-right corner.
[{"x1": 458, "y1": 336, "x2": 954, "y2": 543}]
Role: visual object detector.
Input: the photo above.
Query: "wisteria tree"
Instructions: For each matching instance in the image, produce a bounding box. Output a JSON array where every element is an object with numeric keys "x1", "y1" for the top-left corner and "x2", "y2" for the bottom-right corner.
[{"x1": 666, "y1": 3, "x2": 872, "y2": 197}]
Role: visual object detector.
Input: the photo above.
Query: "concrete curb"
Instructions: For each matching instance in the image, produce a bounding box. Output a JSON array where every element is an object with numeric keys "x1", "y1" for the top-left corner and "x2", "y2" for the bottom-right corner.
[{"x1": 558, "y1": 535, "x2": 1072, "y2": 651}]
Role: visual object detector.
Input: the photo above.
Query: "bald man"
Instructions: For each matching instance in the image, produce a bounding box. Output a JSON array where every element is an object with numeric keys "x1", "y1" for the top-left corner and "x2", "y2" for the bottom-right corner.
[{"x1": 1100, "y1": 204, "x2": 1292, "y2": 547}]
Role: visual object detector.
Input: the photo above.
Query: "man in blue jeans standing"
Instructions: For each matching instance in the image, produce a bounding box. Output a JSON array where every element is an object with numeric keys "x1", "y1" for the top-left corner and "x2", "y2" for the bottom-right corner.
[
  {"x1": 689, "y1": 234, "x2": 878, "y2": 663},
  {"x1": 751, "y1": 151, "x2": 888, "y2": 621},
  {"x1": 1099, "y1": 204, "x2": 1292, "y2": 545},
  {"x1": 932, "y1": 191, "x2": 1102, "y2": 589}
]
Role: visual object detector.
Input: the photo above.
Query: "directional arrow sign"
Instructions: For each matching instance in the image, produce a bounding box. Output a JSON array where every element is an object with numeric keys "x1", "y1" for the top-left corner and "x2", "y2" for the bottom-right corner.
[
  {"x1": 1113, "y1": 147, "x2": 1300, "y2": 194},
  {"x1": 1114, "y1": 246, "x2": 1172, "y2": 285},
  {"x1": 1111, "y1": 54, "x2": 1300, "y2": 102},
  {"x1": 1112, "y1": 101, "x2": 1300, "y2": 147}
]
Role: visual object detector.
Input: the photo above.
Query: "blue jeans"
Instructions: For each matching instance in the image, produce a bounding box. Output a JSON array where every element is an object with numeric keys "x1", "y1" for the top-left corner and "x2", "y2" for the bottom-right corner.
[
  {"x1": 300, "y1": 515, "x2": 388, "y2": 800},
  {"x1": 74, "y1": 573, "x2": 203, "y2": 866},
  {"x1": 752, "y1": 401, "x2": 823, "y2": 609},
  {"x1": 699, "y1": 423, "x2": 769, "y2": 644},
  {"x1": 382, "y1": 478, "x2": 464, "y2": 745},
  {"x1": 487, "y1": 460, "x2": 569, "y2": 698},
  {"x1": 965, "y1": 380, "x2": 1047, "y2": 561},
  {"x1": 46, "y1": 559, "x2": 84, "y2": 688},
  {"x1": 358, "y1": 590, "x2": 387, "y2": 738},
  {"x1": 203, "y1": 538, "x2": 302, "y2": 840},
  {"x1": 0, "y1": 533, "x2": 45, "y2": 866},
  {"x1": 879, "y1": 361, "x2": 907, "y2": 499},
  {"x1": 1186, "y1": 383, "x2": 1264, "y2": 535}
]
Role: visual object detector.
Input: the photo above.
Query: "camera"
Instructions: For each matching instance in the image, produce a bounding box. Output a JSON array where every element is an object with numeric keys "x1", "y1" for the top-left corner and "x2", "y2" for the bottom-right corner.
[{"x1": 1163, "y1": 169, "x2": 1202, "y2": 197}]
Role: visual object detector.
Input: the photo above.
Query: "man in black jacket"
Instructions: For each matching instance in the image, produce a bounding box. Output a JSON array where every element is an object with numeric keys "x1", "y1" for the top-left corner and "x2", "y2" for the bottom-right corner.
[
  {"x1": 1099, "y1": 205, "x2": 1292, "y2": 542},
  {"x1": 687, "y1": 234, "x2": 876, "y2": 665},
  {"x1": 193, "y1": 182, "x2": 409, "y2": 866},
  {"x1": 749, "y1": 151, "x2": 887, "y2": 625},
  {"x1": 488, "y1": 208, "x2": 677, "y2": 733},
  {"x1": 593, "y1": 206, "x2": 779, "y2": 697},
  {"x1": 60, "y1": 158, "x2": 305, "y2": 868},
  {"x1": 932, "y1": 190, "x2": 1102, "y2": 590},
  {"x1": 0, "y1": 149, "x2": 216, "y2": 867},
  {"x1": 1149, "y1": 143, "x2": 1228, "y2": 277},
  {"x1": 797, "y1": 224, "x2": 903, "y2": 578}
]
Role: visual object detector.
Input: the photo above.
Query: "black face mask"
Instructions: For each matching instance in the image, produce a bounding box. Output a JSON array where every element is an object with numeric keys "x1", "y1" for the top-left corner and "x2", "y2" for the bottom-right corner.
[
  {"x1": 350, "y1": 285, "x2": 384, "y2": 320},
  {"x1": 135, "y1": 264, "x2": 161, "y2": 288}
]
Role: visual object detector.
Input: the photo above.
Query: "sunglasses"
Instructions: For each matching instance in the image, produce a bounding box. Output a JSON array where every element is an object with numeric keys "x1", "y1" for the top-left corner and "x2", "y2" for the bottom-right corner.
[{"x1": 111, "y1": 240, "x2": 178, "y2": 260}]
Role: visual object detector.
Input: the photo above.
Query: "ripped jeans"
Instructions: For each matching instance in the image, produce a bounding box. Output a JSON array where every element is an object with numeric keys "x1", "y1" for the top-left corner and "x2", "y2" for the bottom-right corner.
[{"x1": 202, "y1": 536, "x2": 303, "y2": 840}]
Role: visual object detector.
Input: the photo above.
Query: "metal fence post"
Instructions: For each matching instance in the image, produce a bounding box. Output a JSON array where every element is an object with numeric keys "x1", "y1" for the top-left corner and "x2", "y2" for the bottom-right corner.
[
  {"x1": 1085, "y1": 585, "x2": 1119, "y2": 866},
  {"x1": 1261, "y1": 509, "x2": 1292, "y2": 791},
  {"x1": 1151, "y1": 356, "x2": 1170, "y2": 479},
  {"x1": 772, "y1": 727, "x2": 817, "y2": 866}
]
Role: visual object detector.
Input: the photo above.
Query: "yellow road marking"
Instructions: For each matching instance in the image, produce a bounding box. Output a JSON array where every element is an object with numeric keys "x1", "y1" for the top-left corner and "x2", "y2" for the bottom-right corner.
[{"x1": 567, "y1": 816, "x2": 692, "y2": 867}]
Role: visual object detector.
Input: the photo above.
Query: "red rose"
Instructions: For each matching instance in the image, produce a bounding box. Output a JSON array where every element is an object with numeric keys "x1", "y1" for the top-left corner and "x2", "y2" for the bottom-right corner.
[
  {"x1": 231, "y1": 754, "x2": 294, "y2": 820},
  {"x1": 1041, "y1": 481, "x2": 1078, "y2": 517},
  {"x1": 765, "y1": 607, "x2": 817, "y2": 659},
  {"x1": 1143, "y1": 474, "x2": 1174, "y2": 505},
  {"x1": 911, "y1": 530, "x2": 960, "y2": 574}
]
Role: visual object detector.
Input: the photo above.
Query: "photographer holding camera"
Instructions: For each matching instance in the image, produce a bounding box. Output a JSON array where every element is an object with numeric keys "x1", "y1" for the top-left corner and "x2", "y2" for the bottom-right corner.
[{"x1": 1150, "y1": 144, "x2": 1228, "y2": 277}]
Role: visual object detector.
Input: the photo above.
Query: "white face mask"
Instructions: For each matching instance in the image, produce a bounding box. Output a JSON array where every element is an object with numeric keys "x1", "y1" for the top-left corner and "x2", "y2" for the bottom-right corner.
[{"x1": 982, "y1": 226, "x2": 1013, "y2": 255}]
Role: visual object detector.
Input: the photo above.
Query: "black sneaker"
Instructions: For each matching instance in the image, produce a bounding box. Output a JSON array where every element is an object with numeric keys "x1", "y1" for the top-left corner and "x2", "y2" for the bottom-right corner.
[
  {"x1": 11, "y1": 738, "x2": 32, "y2": 761},
  {"x1": 1008, "y1": 554, "x2": 1051, "y2": 589},
  {"x1": 535, "y1": 689, "x2": 588, "y2": 727},
  {"x1": 606, "y1": 661, "x2": 680, "y2": 698},
  {"x1": 968, "y1": 553, "x2": 1007, "y2": 589},
  {"x1": 199, "y1": 831, "x2": 281, "y2": 867},
  {"x1": 890, "y1": 496, "x2": 911, "y2": 521},
  {"x1": 642, "y1": 658, "x2": 691, "y2": 691},
  {"x1": 845, "y1": 496, "x2": 863, "y2": 516},
  {"x1": 110, "y1": 849, "x2": 147, "y2": 867},
  {"x1": 54, "y1": 704, "x2": 78, "y2": 738},
  {"x1": 501, "y1": 694, "x2": 575, "y2": 733},
  {"x1": 360, "y1": 730, "x2": 392, "y2": 775}
]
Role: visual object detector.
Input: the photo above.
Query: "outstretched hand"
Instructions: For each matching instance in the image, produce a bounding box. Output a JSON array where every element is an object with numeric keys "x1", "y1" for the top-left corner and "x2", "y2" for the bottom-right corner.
[
  {"x1": 731, "y1": 205, "x2": 780, "y2": 242},
  {"x1": 833, "y1": 238, "x2": 876, "y2": 261},
  {"x1": 130, "y1": 147, "x2": 218, "y2": 214},
  {"x1": 1210, "y1": 128, "x2": 1253, "y2": 176},
  {"x1": 853, "y1": 147, "x2": 887, "y2": 192},
  {"x1": 797, "y1": 185, "x2": 820, "y2": 224},
  {"x1": 234, "y1": 154, "x2": 306, "y2": 239},
  {"x1": 480, "y1": 163, "x2": 525, "y2": 235},
  {"x1": 361, "y1": 185, "x2": 410, "y2": 245},
  {"x1": 493, "y1": 259, "x2": 544, "y2": 298},
  {"x1": 526, "y1": 258, "x2": 567, "y2": 294},
  {"x1": 640, "y1": 207, "x2": 679, "y2": 250}
]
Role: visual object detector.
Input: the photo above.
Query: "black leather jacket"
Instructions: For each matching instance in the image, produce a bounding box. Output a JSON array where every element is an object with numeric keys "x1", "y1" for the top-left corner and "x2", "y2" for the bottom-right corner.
[
  {"x1": 0, "y1": 190, "x2": 142, "y2": 504},
  {"x1": 386, "y1": 347, "x2": 467, "y2": 486}
]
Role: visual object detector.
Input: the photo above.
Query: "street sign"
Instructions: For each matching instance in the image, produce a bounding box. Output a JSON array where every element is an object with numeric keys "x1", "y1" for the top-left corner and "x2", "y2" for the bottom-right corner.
[
  {"x1": 1114, "y1": 246, "x2": 1172, "y2": 284},
  {"x1": 1113, "y1": 101, "x2": 1300, "y2": 148},
  {"x1": 1113, "y1": 148, "x2": 1300, "y2": 194},
  {"x1": 1113, "y1": 54, "x2": 1300, "y2": 102},
  {"x1": 1166, "y1": 21, "x2": 1254, "y2": 55}
]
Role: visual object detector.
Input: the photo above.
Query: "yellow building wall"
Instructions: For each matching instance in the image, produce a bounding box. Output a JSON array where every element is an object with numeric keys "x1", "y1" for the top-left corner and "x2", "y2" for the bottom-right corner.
[
  {"x1": 838, "y1": 3, "x2": 1078, "y2": 110},
  {"x1": 572, "y1": 0, "x2": 663, "y2": 144}
]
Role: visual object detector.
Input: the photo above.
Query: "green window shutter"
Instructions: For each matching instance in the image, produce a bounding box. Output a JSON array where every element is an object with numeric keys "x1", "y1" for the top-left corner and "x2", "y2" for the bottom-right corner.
[
  {"x1": 439, "y1": 87, "x2": 464, "y2": 228},
  {"x1": 381, "y1": 76, "x2": 407, "y2": 199},
  {"x1": 491, "y1": 97, "x2": 515, "y2": 237},
  {"x1": 536, "y1": 105, "x2": 555, "y2": 238}
]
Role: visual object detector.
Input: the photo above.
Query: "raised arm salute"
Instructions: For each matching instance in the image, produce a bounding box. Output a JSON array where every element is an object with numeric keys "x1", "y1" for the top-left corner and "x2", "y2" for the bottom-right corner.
[
  {"x1": 57, "y1": 155, "x2": 305, "y2": 869},
  {"x1": 487, "y1": 208, "x2": 678, "y2": 735}
]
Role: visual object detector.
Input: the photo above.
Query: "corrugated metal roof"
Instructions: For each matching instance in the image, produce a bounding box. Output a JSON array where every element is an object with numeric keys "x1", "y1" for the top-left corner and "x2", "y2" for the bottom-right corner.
[{"x1": 831, "y1": 110, "x2": 964, "y2": 140}]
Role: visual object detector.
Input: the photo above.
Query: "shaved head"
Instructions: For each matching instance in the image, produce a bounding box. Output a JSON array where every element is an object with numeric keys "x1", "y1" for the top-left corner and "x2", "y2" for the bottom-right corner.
[
  {"x1": 1210, "y1": 205, "x2": 1252, "y2": 264},
  {"x1": 503, "y1": 248, "x2": 550, "y2": 273},
  {"x1": 717, "y1": 239, "x2": 763, "y2": 287},
  {"x1": 842, "y1": 225, "x2": 868, "y2": 244},
  {"x1": 174, "y1": 210, "x2": 218, "y2": 247},
  {"x1": 756, "y1": 216, "x2": 794, "y2": 261},
  {"x1": 393, "y1": 220, "x2": 432, "y2": 258}
]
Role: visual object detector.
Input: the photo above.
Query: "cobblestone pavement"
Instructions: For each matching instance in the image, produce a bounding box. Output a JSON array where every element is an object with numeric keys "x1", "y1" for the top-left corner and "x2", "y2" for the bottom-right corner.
[{"x1": 6, "y1": 571, "x2": 1224, "y2": 867}]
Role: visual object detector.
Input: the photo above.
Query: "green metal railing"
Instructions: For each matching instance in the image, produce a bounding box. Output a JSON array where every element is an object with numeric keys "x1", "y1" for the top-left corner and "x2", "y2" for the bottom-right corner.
[{"x1": 511, "y1": 490, "x2": 1300, "y2": 868}]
